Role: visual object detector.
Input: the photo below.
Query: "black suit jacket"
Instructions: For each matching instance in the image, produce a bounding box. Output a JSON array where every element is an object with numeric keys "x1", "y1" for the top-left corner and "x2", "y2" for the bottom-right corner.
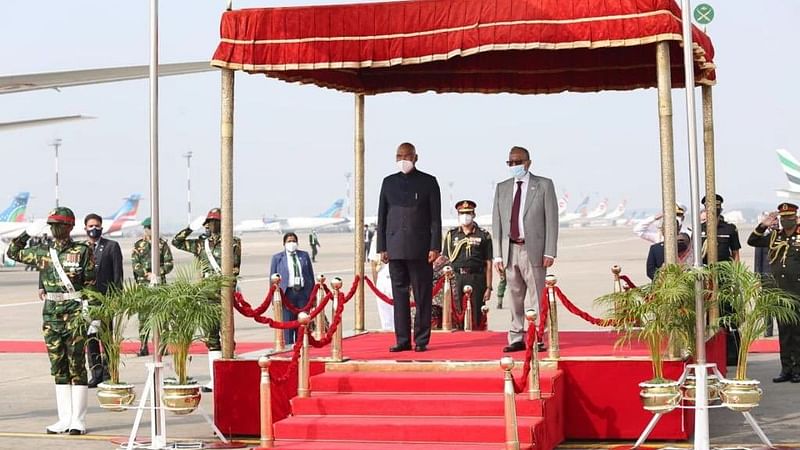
[
  {"x1": 646, "y1": 242, "x2": 665, "y2": 280},
  {"x1": 377, "y1": 169, "x2": 442, "y2": 260},
  {"x1": 92, "y1": 237, "x2": 124, "y2": 294}
]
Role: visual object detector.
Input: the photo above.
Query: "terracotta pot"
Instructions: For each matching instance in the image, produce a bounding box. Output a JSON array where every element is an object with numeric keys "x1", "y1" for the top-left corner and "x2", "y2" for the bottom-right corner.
[
  {"x1": 720, "y1": 378, "x2": 762, "y2": 412},
  {"x1": 97, "y1": 382, "x2": 136, "y2": 412},
  {"x1": 682, "y1": 374, "x2": 721, "y2": 403},
  {"x1": 639, "y1": 381, "x2": 681, "y2": 414},
  {"x1": 161, "y1": 385, "x2": 202, "y2": 415}
]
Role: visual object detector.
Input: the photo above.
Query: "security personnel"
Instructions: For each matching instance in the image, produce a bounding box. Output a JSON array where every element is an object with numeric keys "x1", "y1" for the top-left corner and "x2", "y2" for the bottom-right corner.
[
  {"x1": 748, "y1": 203, "x2": 800, "y2": 383},
  {"x1": 131, "y1": 217, "x2": 174, "y2": 356},
  {"x1": 443, "y1": 200, "x2": 493, "y2": 329},
  {"x1": 6, "y1": 207, "x2": 95, "y2": 435},
  {"x1": 173, "y1": 207, "x2": 241, "y2": 391},
  {"x1": 700, "y1": 194, "x2": 741, "y2": 263}
]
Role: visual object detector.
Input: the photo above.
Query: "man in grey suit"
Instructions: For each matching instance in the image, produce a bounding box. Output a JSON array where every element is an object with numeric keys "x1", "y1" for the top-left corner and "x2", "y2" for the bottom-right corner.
[{"x1": 492, "y1": 146, "x2": 559, "y2": 352}]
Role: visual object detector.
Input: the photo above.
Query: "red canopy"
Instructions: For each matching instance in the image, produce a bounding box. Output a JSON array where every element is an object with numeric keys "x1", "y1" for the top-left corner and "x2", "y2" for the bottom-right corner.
[{"x1": 211, "y1": 0, "x2": 716, "y2": 95}]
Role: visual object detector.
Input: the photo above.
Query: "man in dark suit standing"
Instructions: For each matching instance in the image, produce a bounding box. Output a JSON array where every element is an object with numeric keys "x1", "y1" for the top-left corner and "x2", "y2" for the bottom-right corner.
[
  {"x1": 377, "y1": 142, "x2": 442, "y2": 353},
  {"x1": 83, "y1": 213, "x2": 124, "y2": 388},
  {"x1": 269, "y1": 232, "x2": 315, "y2": 345}
]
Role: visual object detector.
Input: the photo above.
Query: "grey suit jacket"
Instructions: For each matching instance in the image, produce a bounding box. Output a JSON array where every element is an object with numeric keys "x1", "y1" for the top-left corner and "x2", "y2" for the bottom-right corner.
[{"x1": 491, "y1": 173, "x2": 559, "y2": 267}]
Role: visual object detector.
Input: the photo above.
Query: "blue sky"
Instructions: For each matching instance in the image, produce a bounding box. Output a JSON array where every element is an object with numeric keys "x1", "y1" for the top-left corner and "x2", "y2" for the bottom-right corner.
[{"x1": 1, "y1": 1, "x2": 798, "y2": 229}]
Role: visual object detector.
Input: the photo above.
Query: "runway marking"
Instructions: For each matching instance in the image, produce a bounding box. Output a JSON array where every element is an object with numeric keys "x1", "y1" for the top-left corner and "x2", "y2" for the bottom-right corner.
[
  {"x1": 239, "y1": 267, "x2": 354, "y2": 283},
  {"x1": 0, "y1": 300, "x2": 40, "y2": 308},
  {"x1": 561, "y1": 237, "x2": 640, "y2": 250}
]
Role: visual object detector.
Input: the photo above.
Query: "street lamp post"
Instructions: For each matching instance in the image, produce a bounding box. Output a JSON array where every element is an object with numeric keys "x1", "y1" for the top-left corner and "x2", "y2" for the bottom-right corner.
[
  {"x1": 183, "y1": 151, "x2": 193, "y2": 224},
  {"x1": 50, "y1": 138, "x2": 62, "y2": 208}
]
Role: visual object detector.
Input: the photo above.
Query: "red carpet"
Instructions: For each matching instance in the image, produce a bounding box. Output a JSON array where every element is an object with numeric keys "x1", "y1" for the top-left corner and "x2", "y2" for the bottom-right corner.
[{"x1": 0, "y1": 340, "x2": 269, "y2": 354}]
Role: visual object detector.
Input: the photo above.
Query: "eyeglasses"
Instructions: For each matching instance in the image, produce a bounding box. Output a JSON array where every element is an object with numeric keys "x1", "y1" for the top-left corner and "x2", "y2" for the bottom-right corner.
[{"x1": 506, "y1": 159, "x2": 528, "y2": 166}]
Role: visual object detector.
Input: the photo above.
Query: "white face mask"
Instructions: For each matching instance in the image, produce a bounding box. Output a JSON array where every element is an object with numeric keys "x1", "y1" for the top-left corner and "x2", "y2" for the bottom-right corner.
[
  {"x1": 458, "y1": 214, "x2": 474, "y2": 226},
  {"x1": 509, "y1": 164, "x2": 528, "y2": 179},
  {"x1": 397, "y1": 160, "x2": 415, "y2": 174},
  {"x1": 285, "y1": 242, "x2": 298, "y2": 253}
]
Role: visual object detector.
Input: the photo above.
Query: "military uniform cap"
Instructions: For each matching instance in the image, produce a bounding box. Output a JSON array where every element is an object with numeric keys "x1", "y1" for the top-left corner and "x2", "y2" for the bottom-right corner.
[
  {"x1": 701, "y1": 194, "x2": 724, "y2": 205},
  {"x1": 455, "y1": 200, "x2": 477, "y2": 213},
  {"x1": 204, "y1": 208, "x2": 222, "y2": 224},
  {"x1": 676, "y1": 204, "x2": 686, "y2": 216},
  {"x1": 46, "y1": 207, "x2": 75, "y2": 225},
  {"x1": 141, "y1": 217, "x2": 152, "y2": 228},
  {"x1": 778, "y1": 202, "x2": 799, "y2": 216}
]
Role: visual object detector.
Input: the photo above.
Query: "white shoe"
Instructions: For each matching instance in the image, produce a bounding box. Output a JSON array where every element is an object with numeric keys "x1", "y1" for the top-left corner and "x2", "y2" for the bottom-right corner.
[
  {"x1": 45, "y1": 384, "x2": 72, "y2": 434},
  {"x1": 203, "y1": 351, "x2": 223, "y2": 392},
  {"x1": 68, "y1": 385, "x2": 88, "y2": 435}
]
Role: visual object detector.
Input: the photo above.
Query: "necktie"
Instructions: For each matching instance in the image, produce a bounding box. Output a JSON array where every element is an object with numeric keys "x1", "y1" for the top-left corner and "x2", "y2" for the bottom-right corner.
[
  {"x1": 292, "y1": 253, "x2": 301, "y2": 287},
  {"x1": 510, "y1": 181, "x2": 523, "y2": 240}
]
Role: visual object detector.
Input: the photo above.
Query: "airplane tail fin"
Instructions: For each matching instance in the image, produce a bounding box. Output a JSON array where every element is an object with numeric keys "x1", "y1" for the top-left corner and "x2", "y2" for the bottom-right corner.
[
  {"x1": 104, "y1": 194, "x2": 141, "y2": 233},
  {"x1": 316, "y1": 199, "x2": 345, "y2": 218},
  {"x1": 0, "y1": 192, "x2": 30, "y2": 222},
  {"x1": 777, "y1": 149, "x2": 800, "y2": 192}
]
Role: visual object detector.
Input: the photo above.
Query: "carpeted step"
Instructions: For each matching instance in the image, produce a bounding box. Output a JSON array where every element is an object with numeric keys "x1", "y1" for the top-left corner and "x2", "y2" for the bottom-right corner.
[
  {"x1": 270, "y1": 440, "x2": 522, "y2": 450},
  {"x1": 291, "y1": 392, "x2": 546, "y2": 416},
  {"x1": 273, "y1": 415, "x2": 544, "y2": 444},
  {"x1": 309, "y1": 369, "x2": 558, "y2": 394}
]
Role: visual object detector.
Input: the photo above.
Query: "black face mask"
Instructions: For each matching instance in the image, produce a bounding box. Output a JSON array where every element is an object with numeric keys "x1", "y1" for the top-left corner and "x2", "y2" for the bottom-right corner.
[
  {"x1": 780, "y1": 218, "x2": 797, "y2": 230},
  {"x1": 677, "y1": 241, "x2": 689, "y2": 253},
  {"x1": 87, "y1": 228, "x2": 102, "y2": 239},
  {"x1": 51, "y1": 224, "x2": 71, "y2": 240}
]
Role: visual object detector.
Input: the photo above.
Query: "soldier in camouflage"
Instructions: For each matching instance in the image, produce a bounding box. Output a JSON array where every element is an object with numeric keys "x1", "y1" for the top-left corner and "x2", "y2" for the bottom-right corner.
[
  {"x1": 6, "y1": 207, "x2": 95, "y2": 435},
  {"x1": 131, "y1": 217, "x2": 174, "y2": 356},
  {"x1": 172, "y1": 207, "x2": 241, "y2": 391}
]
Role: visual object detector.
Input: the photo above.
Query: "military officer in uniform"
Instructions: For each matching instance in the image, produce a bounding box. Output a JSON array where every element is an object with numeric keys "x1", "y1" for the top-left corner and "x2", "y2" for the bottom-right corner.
[
  {"x1": 172, "y1": 208, "x2": 241, "y2": 391},
  {"x1": 443, "y1": 200, "x2": 493, "y2": 329},
  {"x1": 748, "y1": 203, "x2": 800, "y2": 383},
  {"x1": 6, "y1": 207, "x2": 95, "y2": 435},
  {"x1": 131, "y1": 217, "x2": 174, "y2": 356}
]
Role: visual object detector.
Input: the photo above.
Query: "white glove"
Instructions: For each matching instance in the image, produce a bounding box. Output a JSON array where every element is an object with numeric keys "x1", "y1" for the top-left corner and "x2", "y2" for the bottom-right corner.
[
  {"x1": 189, "y1": 215, "x2": 206, "y2": 231},
  {"x1": 87, "y1": 319, "x2": 102, "y2": 335},
  {"x1": 25, "y1": 220, "x2": 48, "y2": 236}
]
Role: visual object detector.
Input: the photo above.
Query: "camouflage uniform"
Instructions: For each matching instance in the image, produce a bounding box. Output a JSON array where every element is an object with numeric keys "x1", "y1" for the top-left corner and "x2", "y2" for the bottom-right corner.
[
  {"x1": 6, "y1": 210, "x2": 95, "y2": 384},
  {"x1": 171, "y1": 208, "x2": 241, "y2": 351},
  {"x1": 132, "y1": 218, "x2": 174, "y2": 354}
]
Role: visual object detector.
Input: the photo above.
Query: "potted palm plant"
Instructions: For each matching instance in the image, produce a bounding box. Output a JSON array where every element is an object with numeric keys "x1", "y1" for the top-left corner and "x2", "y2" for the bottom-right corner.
[
  {"x1": 142, "y1": 264, "x2": 226, "y2": 415},
  {"x1": 714, "y1": 261, "x2": 800, "y2": 412},
  {"x1": 80, "y1": 281, "x2": 151, "y2": 411},
  {"x1": 596, "y1": 263, "x2": 703, "y2": 413}
]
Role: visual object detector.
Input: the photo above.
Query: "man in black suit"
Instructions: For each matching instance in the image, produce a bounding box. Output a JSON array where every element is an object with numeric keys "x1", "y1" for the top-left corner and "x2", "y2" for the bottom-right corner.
[
  {"x1": 377, "y1": 142, "x2": 442, "y2": 353},
  {"x1": 646, "y1": 232, "x2": 692, "y2": 280},
  {"x1": 83, "y1": 213, "x2": 124, "y2": 388}
]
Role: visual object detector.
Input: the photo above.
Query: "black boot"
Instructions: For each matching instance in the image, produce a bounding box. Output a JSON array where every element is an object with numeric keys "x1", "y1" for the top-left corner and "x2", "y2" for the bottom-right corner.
[{"x1": 87, "y1": 335, "x2": 104, "y2": 388}]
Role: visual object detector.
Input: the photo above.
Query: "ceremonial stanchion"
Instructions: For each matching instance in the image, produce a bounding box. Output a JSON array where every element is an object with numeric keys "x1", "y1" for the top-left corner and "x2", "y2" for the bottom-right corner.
[
  {"x1": 463, "y1": 285, "x2": 473, "y2": 331},
  {"x1": 314, "y1": 275, "x2": 326, "y2": 340},
  {"x1": 297, "y1": 312, "x2": 311, "y2": 399},
  {"x1": 526, "y1": 310, "x2": 540, "y2": 400},
  {"x1": 271, "y1": 274, "x2": 285, "y2": 353},
  {"x1": 255, "y1": 356, "x2": 273, "y2": 449},
  {"x1": 545, "y1": 275, "x2": 560, "y2": 360},
  {"x1": 501, "y1": 356, "x2": 520, "y2": 450},
  {"x1": 331, "y1": 277, "x2": 344, "y2": 362},
  {"x1": 611, "y1": 265, "x2": 623, "y2": 293},
  {"x1": 441, "y1": 266, "x2": 454, "y2": 331}
]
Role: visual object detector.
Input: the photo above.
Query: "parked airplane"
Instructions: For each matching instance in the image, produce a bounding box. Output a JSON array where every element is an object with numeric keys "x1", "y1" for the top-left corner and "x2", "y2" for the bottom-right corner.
[
  {"x1": 0, "y1": 192, "x2": 31, "y2": 238},
  {"x1": 584, "y1": 198, "x2": 609, "y2": 220},
  {"x1": 68, "y1": 194, "x2": 142, "y2": 237},
  {"x1": 557, "y1": 192, "x2": 570, "y2": 216},
  {"x1": 559, "y1": 196, "x2": 590, "y2": 225},
  {"x1": 236, "y1": 199, "x2": 348, "y2": 233},
  {"x1": 775, "y1": 148, "x2": 800, "y2": 199}
]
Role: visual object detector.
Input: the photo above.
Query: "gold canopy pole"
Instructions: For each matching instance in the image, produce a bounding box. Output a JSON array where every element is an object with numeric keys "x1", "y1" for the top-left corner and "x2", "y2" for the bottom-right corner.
[
  {"x1": 220, "y1": 64, "x2": 235, "y2": 359},
  {"x1": 702, "y1": 85, "x2": 719, "y2": 325},
  {"x1": 354, "y1": 94, "x2": 366, "y2": 332},
  {"x1": 656, "y1": 41, "x2": 678, "y2": 264}
]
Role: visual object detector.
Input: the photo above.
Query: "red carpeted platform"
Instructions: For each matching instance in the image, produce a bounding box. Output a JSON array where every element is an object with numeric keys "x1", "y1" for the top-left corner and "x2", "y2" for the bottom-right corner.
[
  {"x1": 0, "y1": 340, "x2": 269, "y2": 354},
  {"x1": 214, "y1": 330, "x2": 729, "y2": 447}
]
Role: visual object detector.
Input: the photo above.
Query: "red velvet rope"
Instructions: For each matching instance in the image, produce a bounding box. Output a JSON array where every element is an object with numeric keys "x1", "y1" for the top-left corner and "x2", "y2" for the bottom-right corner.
[
  {"x1": 619, "y1": 274, "x2": 637, "y2": 291},
  {"x1": 511, "y1": 324, "x2": 538, "y2": 394},
  {"x1": 537, "y1": 287, "x2": 549, "y2": 340},
  {"x1": 431, "y1": 276, "x2": 446, "y2": 298},
  {"x1": 452, "y1": 291, "x2": 469, "y2": 325},
  {"x1": 307, "y1": 292, "x2": 346, "y2": 348},
  {"x1": 554, "y1": 286, "x2": 614, "y2": 327},
  {"x1": 342, "y1": 275, "x2": 361, "y2": 302},
  {"x1": 281, "y1": 283, "x2": 320, "y2": 315},
  {"x1": 364, "y1": 275, "x2": 445, "y2": 307},
  {"x1": 270, "y1": 326, "x2": 305, "y2": 385},
  {"x1": 233, "y1": 284, "x2": 275, "y2": 317}
]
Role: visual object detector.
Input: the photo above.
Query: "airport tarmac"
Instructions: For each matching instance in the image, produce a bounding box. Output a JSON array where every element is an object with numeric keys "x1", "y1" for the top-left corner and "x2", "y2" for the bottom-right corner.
[{"x1": 1, "y1": 225, "x2": 798, "y2": 449}]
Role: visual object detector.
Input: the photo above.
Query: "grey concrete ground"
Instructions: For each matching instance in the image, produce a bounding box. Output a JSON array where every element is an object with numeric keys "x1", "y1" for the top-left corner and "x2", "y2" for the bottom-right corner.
[{"x1": 1, "y1": 226, "x2": 797, "y2": 449}]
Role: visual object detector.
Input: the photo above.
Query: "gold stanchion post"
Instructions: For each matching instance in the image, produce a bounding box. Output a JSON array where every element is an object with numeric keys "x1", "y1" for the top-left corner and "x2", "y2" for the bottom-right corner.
[
  {"x1": 464, "y1": 285, "x2": 473, "y2": 331},
  {"x1": 526, "y1": 309, "x2": 540, "y2": 400},
  {"x1": 442, "y1": 266, "x2": 453, "y2": 331},
  {"x1": 481, "y1": 304, "x2": 490, "y2": 330},
  {"x1": 611, "y1": 265, "x2": 623, "y2": 293},
  {"x1": 271, "y1": 274, "x2": 285, "y2": 353},
  {"x1": 256, "y1": 356, "x2": 273, "y2": 449},
  {"x1": 314, "y1": 275, "x2": 327, "y2": 340},
  {"x1": 546, "y1": 275, "x2": 559, "y2": 360},
  {"x1": 297, "y1": 312, "x2": 311, "y2": 398},
  {"x1": 331, "y1": 277, "x2": 343, "y2": 362},
  {"x1": 501, "y1": 356, "x2": 520, "y2": 450}
]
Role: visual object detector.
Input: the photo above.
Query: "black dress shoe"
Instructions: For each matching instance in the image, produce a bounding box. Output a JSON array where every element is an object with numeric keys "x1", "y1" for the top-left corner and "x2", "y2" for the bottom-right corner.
[
  {"x1": 773, "y1": 373, "x2": 792, "y2": 383},
  {"x1": 137, "y1": 347, "x2": 150, "y2": 357},
  {"x1": 87, "y1": 379, "x2": 100, "y2": 389},
  {"x1": 201, "y1": 386, "x2": 213, "y2": 393},
  {"x1": 389, "y1": 344, "x2": 412, "y2": 352},
  {"x1": 414, "y1": 345, "x2": 427, "y2": 352},
  {"x1": 792, "y1": 374, "x2": 800, "y2": 383},
  {"x1": 503, "y1": 342, "x2": 526, "y2": 353}
]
